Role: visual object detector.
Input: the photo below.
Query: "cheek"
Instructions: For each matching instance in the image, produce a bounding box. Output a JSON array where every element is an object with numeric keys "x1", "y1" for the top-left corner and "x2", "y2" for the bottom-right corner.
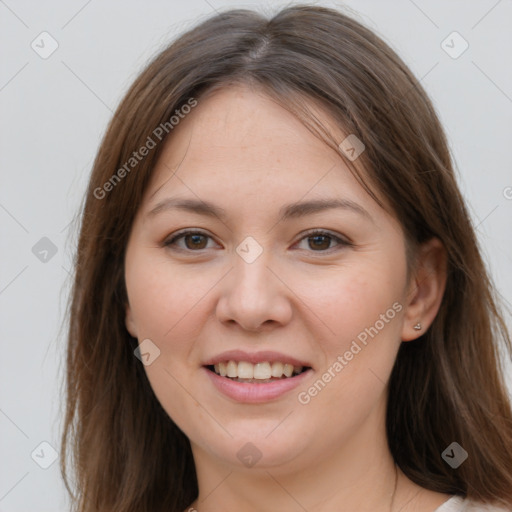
[
  {"x1": 295, "y1": 255, "x2": 405, "y2": 351},
  {"x1": 125, "y1": 249, "x2": 210, "y2": 341},
  {"x1": 293, "y1": 252, "x2": 405, "y2": 407},
  {"x1": 291, "y1": 280, "x2": 403, "y2": 457},
  {"x1": 125, "y1": 250, "x2": 216, "y2": 434}
]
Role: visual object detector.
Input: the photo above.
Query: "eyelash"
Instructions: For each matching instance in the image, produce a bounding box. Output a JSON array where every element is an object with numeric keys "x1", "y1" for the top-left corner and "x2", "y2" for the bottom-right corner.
[{"x1": 163, "y1": 229, "x2": 352, "y2": 254}]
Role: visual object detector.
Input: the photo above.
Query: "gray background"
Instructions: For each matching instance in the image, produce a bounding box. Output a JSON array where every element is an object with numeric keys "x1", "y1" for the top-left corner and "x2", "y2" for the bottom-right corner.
[{"x1": 1, "y1": 0, "x2": 511, "y2": 510}]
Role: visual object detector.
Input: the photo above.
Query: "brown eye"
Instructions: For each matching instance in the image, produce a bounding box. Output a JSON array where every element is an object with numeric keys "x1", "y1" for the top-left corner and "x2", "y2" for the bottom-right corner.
[
  {"x1": 183, "y1": 233, "x2": 208, "y2": 250},
  {"x1": 164, "y1": 230, "x2": 215, "y2": 251},
  {"x1": 296, "y1": 230, "x2": 351, "y2": 252},
  {"x1": 164, "y1": 229, "x2": 351, "y2": 254},
  {"x1": 307, "y1": 234, "x2": 333, "y2": 251}
]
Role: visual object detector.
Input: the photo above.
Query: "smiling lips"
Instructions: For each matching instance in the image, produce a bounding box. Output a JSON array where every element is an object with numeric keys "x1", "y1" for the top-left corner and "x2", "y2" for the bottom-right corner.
[{"x1": 203, "y1": 350, "x2": 313, "y2": 402}]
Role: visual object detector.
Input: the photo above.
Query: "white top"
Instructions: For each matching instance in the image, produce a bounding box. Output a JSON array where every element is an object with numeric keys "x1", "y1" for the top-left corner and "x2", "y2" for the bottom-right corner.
[{"x1": 435, "y1": 496, "x2": 512, "y2": 511}]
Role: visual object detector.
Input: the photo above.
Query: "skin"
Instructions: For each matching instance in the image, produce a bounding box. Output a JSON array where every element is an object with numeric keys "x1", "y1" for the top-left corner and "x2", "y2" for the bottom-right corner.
[{"x1": 124, "y1": 85, "x2": 450, "y2": 512}]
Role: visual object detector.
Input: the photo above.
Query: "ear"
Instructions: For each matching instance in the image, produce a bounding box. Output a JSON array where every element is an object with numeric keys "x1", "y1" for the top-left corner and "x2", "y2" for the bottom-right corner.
[
  {"x1": 125, "y1": 304, "x2": 138, "y2": 338},
  {"x1": 401, "y1": 237, "x2": 447, "y2": 341}
]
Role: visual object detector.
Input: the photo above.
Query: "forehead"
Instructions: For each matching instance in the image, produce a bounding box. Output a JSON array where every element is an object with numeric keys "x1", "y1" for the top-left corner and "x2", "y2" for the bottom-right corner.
[
  {"x1": 152, "y1": 86, "x2": 339, "y2": 185},
  {"x1": 140, "y1": 86, "x2": 388, "y2": 224},
  {"x1": 168, "y1": 87, "x2": 338, "y2": 161}
]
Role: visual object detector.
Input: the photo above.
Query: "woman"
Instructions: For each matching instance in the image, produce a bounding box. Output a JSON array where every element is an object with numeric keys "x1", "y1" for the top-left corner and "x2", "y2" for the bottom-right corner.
[{"x1": 61, "y1": 5, "x2": 512, "y2": 512}]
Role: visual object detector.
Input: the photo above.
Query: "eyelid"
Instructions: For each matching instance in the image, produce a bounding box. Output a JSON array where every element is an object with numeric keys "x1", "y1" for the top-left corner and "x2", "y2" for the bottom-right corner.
[{"x1": 163, "y1": 228, "x2": 353, "y2": 253}]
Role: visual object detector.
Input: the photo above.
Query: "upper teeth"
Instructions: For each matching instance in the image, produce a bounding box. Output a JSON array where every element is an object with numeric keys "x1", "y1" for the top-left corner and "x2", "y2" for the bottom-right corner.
[{"x1": 213, "y1": 361, "x2": 304, "y2": 379}]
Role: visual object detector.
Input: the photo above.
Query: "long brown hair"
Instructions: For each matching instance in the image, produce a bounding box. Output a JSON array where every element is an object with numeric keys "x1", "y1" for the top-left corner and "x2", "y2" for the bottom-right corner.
[{"x1": 60, "y1": 5, "x2": 512, "y2": 511}]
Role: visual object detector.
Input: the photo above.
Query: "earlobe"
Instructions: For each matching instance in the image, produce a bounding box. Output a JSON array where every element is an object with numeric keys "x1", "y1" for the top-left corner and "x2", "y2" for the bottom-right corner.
[
  {"x1": 401, "y1": 237, "x2": 447, "y2": 342},
  {"x1": 125, "y1": 305, "x2": 138, "y2": 338}
]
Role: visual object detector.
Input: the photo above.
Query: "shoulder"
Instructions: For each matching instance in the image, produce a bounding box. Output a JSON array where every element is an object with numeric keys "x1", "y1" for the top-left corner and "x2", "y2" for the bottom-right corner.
[{"x1": 436, "y1": 496, "x2": 512, "y2": 512}]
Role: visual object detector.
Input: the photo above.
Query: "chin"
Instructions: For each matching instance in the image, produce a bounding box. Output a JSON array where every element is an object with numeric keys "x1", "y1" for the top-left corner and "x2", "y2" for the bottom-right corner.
[{"x1": 198, "y1": 430, "x2": 311, "y2": 471}]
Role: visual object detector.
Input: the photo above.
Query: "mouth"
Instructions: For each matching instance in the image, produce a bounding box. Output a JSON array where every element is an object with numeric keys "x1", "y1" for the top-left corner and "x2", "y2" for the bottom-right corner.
[
  {"x1": 205, "y1": 361, "x2": 311, "y2": 383},
  {"x1": 202, "y1": 350, "x2": 314, "y2": 402}
]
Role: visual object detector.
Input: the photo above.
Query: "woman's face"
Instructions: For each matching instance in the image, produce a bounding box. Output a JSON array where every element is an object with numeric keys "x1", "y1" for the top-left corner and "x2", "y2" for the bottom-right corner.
[{"x1": 124, "y1": 85, "x2": 416, "y2": 473}]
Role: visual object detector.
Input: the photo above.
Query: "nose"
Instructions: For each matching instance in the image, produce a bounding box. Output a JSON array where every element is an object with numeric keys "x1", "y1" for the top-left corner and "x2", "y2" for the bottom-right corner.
[{"x1": 215, "y1": 249, "x2": 293, "y2": 333}]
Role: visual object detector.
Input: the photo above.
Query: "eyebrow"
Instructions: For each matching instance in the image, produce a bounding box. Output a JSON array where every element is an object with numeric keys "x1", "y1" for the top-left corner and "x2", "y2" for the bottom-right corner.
[{"x1": 147, "y1": 197, "x2": 373, "y2": 223}]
